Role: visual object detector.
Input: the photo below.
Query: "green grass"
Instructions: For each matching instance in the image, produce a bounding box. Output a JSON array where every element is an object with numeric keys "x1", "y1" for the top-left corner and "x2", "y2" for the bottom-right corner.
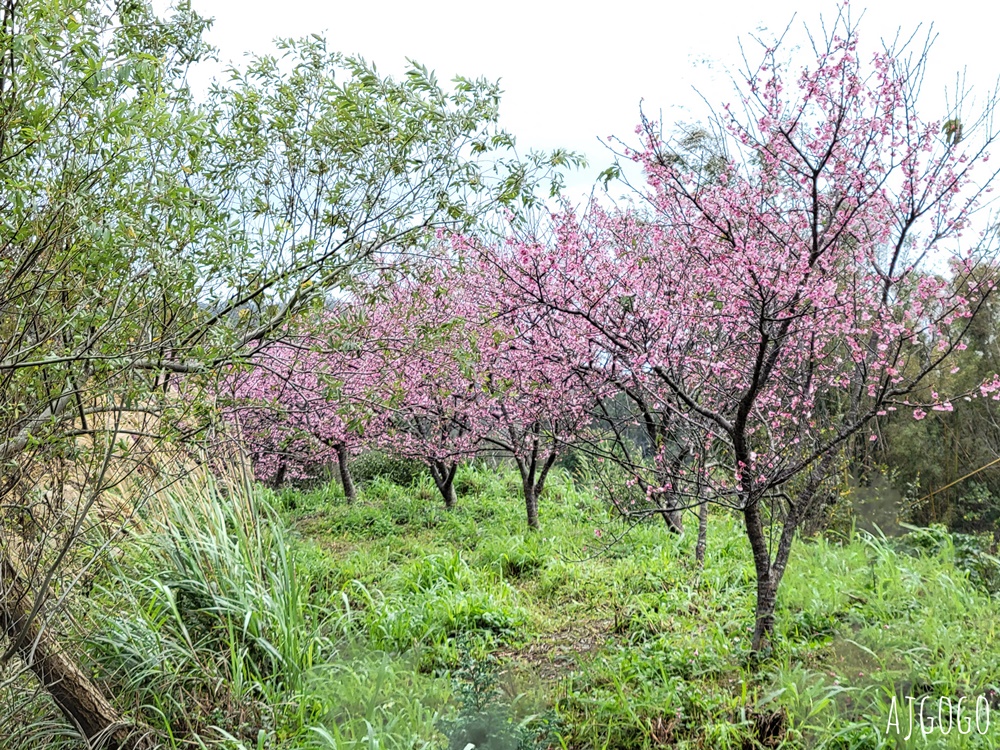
[{"x1": 8, "y1": 462, "x2": 1000, "y2": 749}]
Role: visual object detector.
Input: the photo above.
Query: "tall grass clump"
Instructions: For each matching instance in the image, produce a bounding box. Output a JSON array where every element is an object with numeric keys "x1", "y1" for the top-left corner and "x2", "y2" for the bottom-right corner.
[{"x1": 86, "y1": 472, "x2": 329, "y2": 743}]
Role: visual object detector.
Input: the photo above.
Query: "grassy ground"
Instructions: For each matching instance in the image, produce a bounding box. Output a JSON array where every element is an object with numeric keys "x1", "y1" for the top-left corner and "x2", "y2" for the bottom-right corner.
[
  {"x1": 7, "y1": 463, "x2": 1000, "y2": 749},
  {"x1": 279, "y1": 466, "x2": 1000, "y2": 749}
]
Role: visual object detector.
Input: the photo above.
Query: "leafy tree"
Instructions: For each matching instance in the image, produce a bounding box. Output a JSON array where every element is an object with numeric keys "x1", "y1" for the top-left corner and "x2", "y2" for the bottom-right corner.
[{"x1": 0, "y1": 1, "x2": 555, "y2": 744}]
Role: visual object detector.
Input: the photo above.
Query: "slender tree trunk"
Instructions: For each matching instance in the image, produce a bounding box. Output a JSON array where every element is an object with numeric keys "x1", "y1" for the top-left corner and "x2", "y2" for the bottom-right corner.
[
  {"x1": 517, "y1": 445, "x2": 556, "y2": 531},
  {"x1": 658, "y1": 452, "x2": 687, "y2": 533},
  {"x1": 751, "y1": 576, "x2": 779, "y2": 652},
  {"x1": 744, "y1": 500, "x2": 778, "y2": 651},
  {"x1": 515, "y1": 439, "x2": 540, "y2": 531},
  {"x1": 442, "y1": 479, "x2": 457, "y2": 509},
  {"x1": 695, "y1": 499, "x2": 709, "y2": 567},
  {"x1": 0, "y1": 556, "x2": 149, "y2": 749},
  {"x1": 658, "y1": 508, "x2": 683, "y2": 533},
  {"x1": 334, "y1": 443, "x2": 356, "y2": 503},
  {"x1": 744, "y1": 456, "x2": 832, "y2": 651},
  {"x1": 523, "y1": 480, "x2": 539, "y2": 530},
  {"x1": 766, "y1": 453, "x2": 833, "y2": 602}
]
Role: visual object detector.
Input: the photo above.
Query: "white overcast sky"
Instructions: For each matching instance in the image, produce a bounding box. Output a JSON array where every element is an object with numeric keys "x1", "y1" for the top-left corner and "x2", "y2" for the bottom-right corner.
[{"x1": 171, "y1": 0, "x2": 1000, "y2": 201}]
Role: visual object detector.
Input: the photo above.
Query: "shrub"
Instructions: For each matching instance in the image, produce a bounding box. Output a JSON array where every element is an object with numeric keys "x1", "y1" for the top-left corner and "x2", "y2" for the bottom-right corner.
[
  {"x1": 351, "y1": 450, "x2": 427, "y2": 487},
  {"x1": 438, "y1": 647, "x2": 563, "y2": 750}
]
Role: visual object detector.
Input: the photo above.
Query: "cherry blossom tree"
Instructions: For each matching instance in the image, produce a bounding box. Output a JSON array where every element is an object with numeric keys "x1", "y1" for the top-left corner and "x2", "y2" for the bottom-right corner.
[
  {"x1": 487, "y1": 9, "x2": 1000, "y2": 649},
  {"x1": 219, "y1": 314, "x2": 377, "y2": 500},
  {"x1": 456, "y1": 237, "x2": 600, "y2": 529},
  {"x1": 589, "y1": 362, "x2": 706, "y2": 534},
  {"x1": 359, "y1": 246, "x2": 596, "y2": 527},
  {"x1": 474, "y1": 332, "x2": 587, "y2": 530},
  {"x1": 358, "y1": 267, "x2": 487, "y2": 508}
]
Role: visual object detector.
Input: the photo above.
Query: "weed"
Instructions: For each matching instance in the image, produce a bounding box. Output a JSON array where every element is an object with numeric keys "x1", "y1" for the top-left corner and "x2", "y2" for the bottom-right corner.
[{"x1": 438, "y1": 645, "x2": 563, "y2": 750}]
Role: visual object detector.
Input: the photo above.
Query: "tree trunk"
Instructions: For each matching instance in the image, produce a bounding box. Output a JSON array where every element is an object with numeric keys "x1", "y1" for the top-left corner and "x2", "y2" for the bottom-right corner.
[
  {"x1": 744, "y1": 454, "x2": 833, "y2": 651},
  {"x1": 429, "y1": 461, "x2": 457, "y2": 509},
  {"x1": 335, "y1": 444, "x2": 356, "y2": 503},
  {"x1": 659, "y1": 452, "x2": 687, "y2": 534},
  {"x1": 744, "y1": 500, "x2": 778, "y2": 652},
  {"x1": 271, "y1": 461, "x2": 287, "y2": 489},
  {"x1": 695, "y1": 499, "x2": 709, "y2": 567},
  {"x1": 750, "y1": 576, "x2": 779, "y2": 652},
  {"x1": 657, "y1": 495, "x2": 684, "y2": 534},
  {"x1": 516, "y1": 442, "x2": 555, "y2": 532},
  {"x1": 523, "y1": 481, "x2": 539, "y2": 530},
  {"x1": 442, "y1": 479, "x2": 457, "y2": 509},
  {"x1": 0, "y1": 556, "x2": 149, "y2": 749}
]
